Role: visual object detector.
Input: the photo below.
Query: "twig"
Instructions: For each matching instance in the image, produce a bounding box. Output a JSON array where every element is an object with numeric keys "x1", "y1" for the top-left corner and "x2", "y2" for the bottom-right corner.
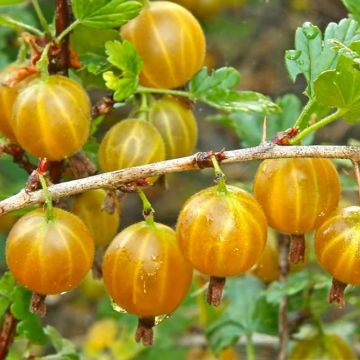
[
  {"x1": 278, "y1": 234, "x2": 290, "y2": 360},
  {"x1": 49, "y1": 0, "x2": 70, "y2": 75},
  {"x1": 0, "y1": 144, "x2": 360, "y2": 215},
  {"x1": 0, "y1": 310, "x2": 18, "y2": 360}
]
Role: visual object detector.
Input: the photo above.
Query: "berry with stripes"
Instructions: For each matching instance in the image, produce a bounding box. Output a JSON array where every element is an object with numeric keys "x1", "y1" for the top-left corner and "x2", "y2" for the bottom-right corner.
[
  {"x1": 72, "y1": 189, "x2": 120, "y2": 247},
  {"x1": 176, "y1": 184, "x2": 267, "y2": 306},
  {"x1": 253, "y1": 158, "x2": 340, "y2": 264},
  {"x1": 0, "y1": 66, "x2": 34, "y2": 142},
  {"x1": 102, "y1": 221, "x2": 192, "y2": 345},
  {"x1": 98, "y1": 119, "x2": 165, "y2": 176},
  {"x1": 12, "y1": 75, "x2": 91, "y2": 160},
  {"x1": 6, "y1": 207, "x2": 95, "y2": 295},
  {"x1": 315, "y1": 207, "x2": 360, "y2": 306},
  {"x1": 121, "y1": 1, "x2": 206, "y2": 89},
  {"x1": 149, "y1": 96, "x2": 198, "y2": 159}
]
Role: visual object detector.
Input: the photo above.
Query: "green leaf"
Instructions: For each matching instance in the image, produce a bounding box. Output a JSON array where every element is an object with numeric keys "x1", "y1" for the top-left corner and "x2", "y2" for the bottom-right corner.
[
  {"x1": 71, "y1": 25, "x2": 120, "y2": 55},
  {"x1": 285, "y1": 19, "x2": 360, "y2": 97},
  {"x1": 314, "y1": 42, "x2": 360, "y2": 123},
  {"x1": 209, "y1": 94, "x2": 314, "y2": 146},
  {"x1": 9, "y1": 286, "x2": 47, "y2": 344},
  {"x1": 72, "y1": 0, "x2": 143, "y2": 29},
  {"x1": 43, "y1": 326, "x2": 79, "y2": 359},
  {"x1": 0, "y1": 0, "x2": 26, "y2": 5},
  {"x1": 189, "y1": 67, "x2": 279, "y2": 113},
  {"x1": 207, "y1": 276, "x2": 278, "y2": 355},
  {"x1": 0, "y1": 272, "x2": 15, "y2": 317},
  {"x1": 341, "y1": 0, "x2": 360, "y2": 22},
  {"x1": 103, "y1": 40, "x2": 143, "y2": 101}
]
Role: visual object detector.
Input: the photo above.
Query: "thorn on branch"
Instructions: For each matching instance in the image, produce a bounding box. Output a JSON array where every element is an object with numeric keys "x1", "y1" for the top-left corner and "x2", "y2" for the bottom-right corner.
[
  {"x1": 102, "y1": 191, "x2": 117, "y2": 214},
  {"x1": 194, "y1": 149, "x2": 226, "y2": 169}
]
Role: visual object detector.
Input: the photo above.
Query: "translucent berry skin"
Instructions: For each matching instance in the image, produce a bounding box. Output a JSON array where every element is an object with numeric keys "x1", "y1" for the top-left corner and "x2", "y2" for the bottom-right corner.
[
  {"x1": 102, "y1": 221, "x2": 193, "y2": 317},
  {"x1": 253, "y1": 158, "x2": 340, "y2": 234},
  {"x1": 72, "y1": 189, "x2": 120, "y2": 247},
  {"x1": 12, "y1": 75, "x2": 91, "y2": 160},
  {"x1": 149, "y1": 96, "x2": 198, "y2": 159},
  {"x1": 315, "y1": 206, "x2": 360, "y2": 285},
  {"x1": 121, "y1": 1, "x2": 206, "y2": 89},
  {"x1": 0, "y1": 67, "x2": 31, "y2": 142},
  {"x1": 98, "y1": 119, "x2": 165, "y2": 172},
  {"x1": 176, "y1": 185, "x2": 267, "y2": 277},
  {"x1": 6, "y1": 208, "x2": 95, "y2": 295},
  {"x1": 289, "y1": 334, "x2": 356, "y2": 360}
]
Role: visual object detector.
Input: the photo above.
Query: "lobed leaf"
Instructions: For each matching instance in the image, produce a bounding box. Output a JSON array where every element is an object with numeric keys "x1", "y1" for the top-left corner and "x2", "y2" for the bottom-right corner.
[
  {"x1": 285, "y1": 19, "x2": 360, "y2": 97},
  {"x1": 189, "y1": 67, "x2": 279, "y2": 113},
  {"x1": 314, "y1": 42, "x2": 360, "y2": 123},
  {"x1": 72, "y1": 0, "x2": 143, "y2": 29},
  {"x1": 103, "y1": 40, "x2": 143, "y2": 101}
]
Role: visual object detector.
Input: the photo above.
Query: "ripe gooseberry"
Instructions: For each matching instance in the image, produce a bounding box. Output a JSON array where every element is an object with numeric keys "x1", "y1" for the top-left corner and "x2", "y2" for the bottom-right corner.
[
  {"x1": 121, "y1": 1, "x2": 206, "y2": 89},
  {"x1": 0, "y1": 66, "x2": 34, "y2": 142},
  {"x1": 12, "y1": 75, "x2": 91, "y2": 161},
  {"x1": 149, "y1": 96, "x2": 198, "y2": 159},
  {"x1": 102, "y1": 221, "x2": 192, "y2": 345},
  {"x1": 253, "y1": 158, "x2": 340, "y2": 264},
  {"x1": 6, "y1": 207, "x2": 95, "y2": 295},
  {"x1": 289, "y1": 333, "x2": 356, "y2": 360},
  {"x1": 72, "y1": 189, "x2": 120, "y2": 247},
  {"x1": 315, "y1": 206, "x2": 360, "y2": 305},
  {"x1": 98, "y1": 119, "x2": 165, "y2": 174},
  {"x1": 176, "y1": 184, "x2": 267, "y2": 306}
]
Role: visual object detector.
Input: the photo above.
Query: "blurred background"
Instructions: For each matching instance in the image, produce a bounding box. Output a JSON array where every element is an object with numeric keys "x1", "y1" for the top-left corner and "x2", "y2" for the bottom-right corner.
[{"x1": 1, "y1": 0, "x2": 359, "y2": 359}]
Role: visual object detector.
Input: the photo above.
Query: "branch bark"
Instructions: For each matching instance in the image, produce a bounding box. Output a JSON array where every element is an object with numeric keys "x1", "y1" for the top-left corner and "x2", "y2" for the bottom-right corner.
[{"x1": 0, "y1": 143, "x2": 359, "y2": 215}]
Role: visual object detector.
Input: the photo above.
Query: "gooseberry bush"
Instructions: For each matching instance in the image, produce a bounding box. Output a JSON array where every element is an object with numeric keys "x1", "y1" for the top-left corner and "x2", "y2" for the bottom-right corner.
[{"x1": 1, "y1": 0, "x2": 360, "y2": 359}]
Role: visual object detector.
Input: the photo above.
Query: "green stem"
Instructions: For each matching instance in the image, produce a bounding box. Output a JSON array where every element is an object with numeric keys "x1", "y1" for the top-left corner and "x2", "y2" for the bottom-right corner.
[
  {"x1": 293, "y1": 98, "x2": 316, "y2": 130},
  {"x1": 55, "y1": 20, "x2": 81, "y2": 44},
  {"x1": 16, "y1": 42, "x2": 29, "y2": 64},
  {"x1": 289, "y1": 108, "x2": 346, "y2": 144},
  {"x1": 137, "y1": 93, "x2": 149, "y2": 120},
  {"x1": 137, "y1": 86, "x2": 192, "y2": 99},
  {"x1": 246, "y1": 333, "x2": 256, "y2": 360},
  {"x1": 4, "y1": 17, "x2": 43, "y2": 36},
  {"x1": 36, "y1": 43, "x2": 50, "y2": 80},
  {"x1": 39, "y1": 174, "x2": 54, "y2": 222},
  {"x1": 31, "y1": 0, "x2": 51, "y2": 35},
  {"x1": 138, "y1": 189, "x2": 155, "y2": 226},
  {"x1": 211, "y1": 156, "x2": 227, "y2": 194}
]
